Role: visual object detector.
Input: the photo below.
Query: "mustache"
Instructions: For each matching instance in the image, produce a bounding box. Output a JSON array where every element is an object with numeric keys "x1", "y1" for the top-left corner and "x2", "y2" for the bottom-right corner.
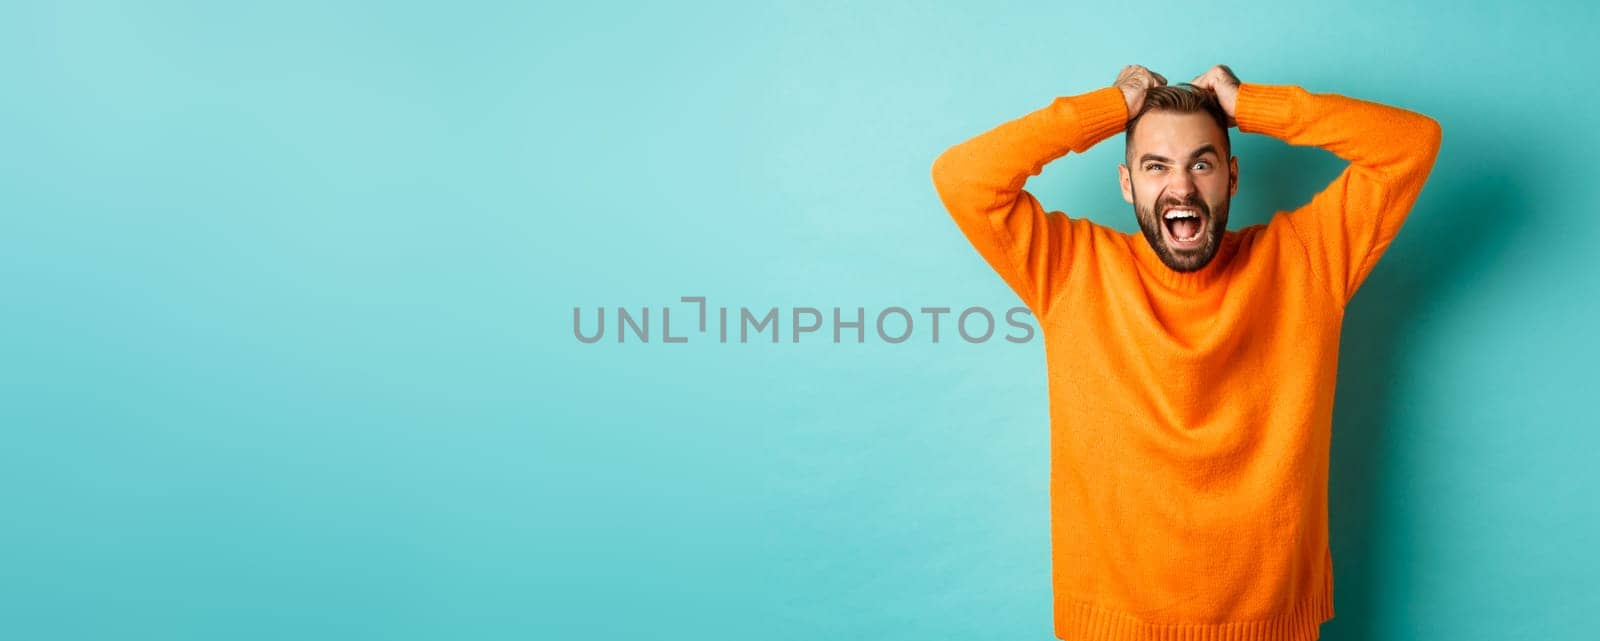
[{"x1": 1156, "y1": 195, "x2": 1210, "y2": 217}]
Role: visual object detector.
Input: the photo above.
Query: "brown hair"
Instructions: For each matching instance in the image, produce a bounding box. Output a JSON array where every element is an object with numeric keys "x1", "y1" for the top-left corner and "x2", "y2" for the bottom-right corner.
[{"x1": 1125, "y1": 83, "x2": 1231, "y2": 162}]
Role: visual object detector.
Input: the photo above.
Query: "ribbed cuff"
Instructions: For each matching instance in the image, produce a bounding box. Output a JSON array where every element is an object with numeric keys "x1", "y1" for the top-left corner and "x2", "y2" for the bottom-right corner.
[
  {"x1": 1235, "y1": 83, "x2": 1299, "y2": 139},
  {"x1": 1058, "y1": 85, "x2": 1130, "y2": 153}
]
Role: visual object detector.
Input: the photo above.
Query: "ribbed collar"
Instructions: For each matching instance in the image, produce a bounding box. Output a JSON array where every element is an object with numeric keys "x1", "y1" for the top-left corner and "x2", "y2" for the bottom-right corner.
[{"x1": 1127, "y1": 228, "x2": 1243, "y2": 293}]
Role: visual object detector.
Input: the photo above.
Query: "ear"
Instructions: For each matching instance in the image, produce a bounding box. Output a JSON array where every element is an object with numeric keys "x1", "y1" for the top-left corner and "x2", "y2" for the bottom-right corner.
[
  {"x1": 1228, "y1": 155, "x2": 1239, "y2": 198},
  {"x1": 1119, "y1": 163, "x2": 1134, "y2": 204}
]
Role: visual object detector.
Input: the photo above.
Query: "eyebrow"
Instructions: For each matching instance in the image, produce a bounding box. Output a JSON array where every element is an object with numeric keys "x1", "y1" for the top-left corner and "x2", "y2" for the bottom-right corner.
[{"x1": 1138, "y1": 144, "x2": 1221, "y2": 165}]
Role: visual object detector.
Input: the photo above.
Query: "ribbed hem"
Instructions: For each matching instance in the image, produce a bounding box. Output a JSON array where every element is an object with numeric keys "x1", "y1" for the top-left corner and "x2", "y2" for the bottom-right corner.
[
  {"x1": 1234, "y1": 83, "x2": 1299, "y2": 139},
  {"x1": 1054, "y1": 586, "x2": 1333, "y2": 641}
]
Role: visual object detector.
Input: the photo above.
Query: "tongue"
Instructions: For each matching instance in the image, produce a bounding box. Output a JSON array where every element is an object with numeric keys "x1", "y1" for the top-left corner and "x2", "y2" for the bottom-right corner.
[{"x1": 1172, "y1": 218, "x2": 1201, "y2": 240}]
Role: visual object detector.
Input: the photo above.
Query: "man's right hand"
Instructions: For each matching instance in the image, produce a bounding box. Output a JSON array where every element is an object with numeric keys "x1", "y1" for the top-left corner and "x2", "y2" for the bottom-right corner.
[{"x1": 1115, "y1": 65, "x2": 1167, "y2": 117}]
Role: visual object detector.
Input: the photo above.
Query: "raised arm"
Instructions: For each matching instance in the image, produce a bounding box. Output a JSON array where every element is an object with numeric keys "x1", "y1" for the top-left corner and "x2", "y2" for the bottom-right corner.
[
  {"x1": 930, "y1": 68, "x2": 1143, "y2": 318},
  {"x1": 1212, "y1": 72, "x2": 1443, "y2": 305}
]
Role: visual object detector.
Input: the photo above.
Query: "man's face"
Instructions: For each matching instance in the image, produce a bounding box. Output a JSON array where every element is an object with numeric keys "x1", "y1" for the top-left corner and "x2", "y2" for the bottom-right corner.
[{"x1": 1119, "y1": 111, "x2": 1239, "y2": 273}]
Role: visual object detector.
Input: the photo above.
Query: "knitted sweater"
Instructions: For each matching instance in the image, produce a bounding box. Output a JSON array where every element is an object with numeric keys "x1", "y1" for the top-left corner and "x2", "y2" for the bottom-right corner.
[{"x1": 930, "y1": 83, "x2": 1441, "y2": 640}]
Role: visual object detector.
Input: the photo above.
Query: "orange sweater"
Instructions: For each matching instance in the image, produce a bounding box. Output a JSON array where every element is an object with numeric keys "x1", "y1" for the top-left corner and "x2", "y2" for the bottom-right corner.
[{"x1": 930, "y1": 83, "x2": 1441, "y2": 640}]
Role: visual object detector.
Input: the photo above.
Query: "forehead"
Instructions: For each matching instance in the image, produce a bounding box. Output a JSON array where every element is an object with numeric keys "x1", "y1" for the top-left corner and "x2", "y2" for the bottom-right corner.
[{"x1": 1129, "y1": 111, "x2": 1227, "y2": 159}]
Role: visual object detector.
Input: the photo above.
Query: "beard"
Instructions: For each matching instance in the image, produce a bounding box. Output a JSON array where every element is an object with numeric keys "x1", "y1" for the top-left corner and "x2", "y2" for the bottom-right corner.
[{"x1": 1134, "y1": 190, "x2": 1230, "y2": 273}]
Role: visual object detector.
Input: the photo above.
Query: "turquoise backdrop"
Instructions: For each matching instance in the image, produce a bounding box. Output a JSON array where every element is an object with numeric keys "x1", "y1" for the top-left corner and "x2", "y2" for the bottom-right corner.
[{"x1": 4, "y1": 1, "x2": 1596, "y2": 640}]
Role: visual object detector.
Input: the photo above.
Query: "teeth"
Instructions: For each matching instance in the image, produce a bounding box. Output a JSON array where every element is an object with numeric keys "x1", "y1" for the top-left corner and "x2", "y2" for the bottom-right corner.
[{"x1": 1163, "y1": 209, "x2": 1199, "y2": 220}]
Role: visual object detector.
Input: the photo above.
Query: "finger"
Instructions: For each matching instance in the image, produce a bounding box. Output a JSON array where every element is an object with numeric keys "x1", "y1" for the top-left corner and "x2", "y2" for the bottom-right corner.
[{"x1": 1153, "y1": 72, "x2": 1167, "y2": 86}]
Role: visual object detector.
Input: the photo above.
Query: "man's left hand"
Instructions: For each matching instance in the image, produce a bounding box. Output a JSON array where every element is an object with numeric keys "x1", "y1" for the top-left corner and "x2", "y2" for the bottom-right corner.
[{"x1": 1190, "y1": 65, "x2": 1241, "y2": 127}]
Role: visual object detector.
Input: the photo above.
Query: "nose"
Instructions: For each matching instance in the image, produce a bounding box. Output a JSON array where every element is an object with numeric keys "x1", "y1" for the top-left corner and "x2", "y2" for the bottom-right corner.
[{"x1": 1166, "y1": 169, "x2": 1198, "y2": 200}]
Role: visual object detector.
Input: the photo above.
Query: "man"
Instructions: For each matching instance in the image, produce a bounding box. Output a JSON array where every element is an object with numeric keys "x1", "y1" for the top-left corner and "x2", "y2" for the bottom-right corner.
[{"x1": 930, "y1": 65, "x2": 1441, "y2": 641}]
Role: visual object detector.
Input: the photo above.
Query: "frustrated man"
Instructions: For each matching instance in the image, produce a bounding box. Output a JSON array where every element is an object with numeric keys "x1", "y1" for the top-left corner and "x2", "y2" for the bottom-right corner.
[{"x1": 930, "y1": 65, "x2": 1441, "y2": 640}]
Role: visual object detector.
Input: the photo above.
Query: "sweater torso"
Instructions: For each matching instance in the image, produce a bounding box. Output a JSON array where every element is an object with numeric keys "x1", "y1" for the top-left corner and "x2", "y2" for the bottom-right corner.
[{"x1": 1042, "y1": 221, "x2": 1341, "y2": 630}]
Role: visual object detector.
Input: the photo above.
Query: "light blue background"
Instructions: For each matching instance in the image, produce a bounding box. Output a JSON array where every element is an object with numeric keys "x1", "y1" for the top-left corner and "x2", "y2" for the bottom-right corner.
[{"x1": 4, "y1": 1, "x2": 1596, "y2": 639}]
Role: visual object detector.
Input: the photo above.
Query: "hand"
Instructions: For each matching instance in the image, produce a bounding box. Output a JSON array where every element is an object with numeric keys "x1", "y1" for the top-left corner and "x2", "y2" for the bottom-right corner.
[
  {"x1": 1114, "y1": 65, "x2": 1166, "y2": 116},
  {"x1": 1189, "y1": 64, "x2": 1241, "y2": 127}
]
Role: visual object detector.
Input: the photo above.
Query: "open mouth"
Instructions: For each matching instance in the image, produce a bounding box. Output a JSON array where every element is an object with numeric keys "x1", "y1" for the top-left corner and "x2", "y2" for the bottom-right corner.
[{"x1": 1161, "y1": 207, "x2": 1206, "y2": 249}]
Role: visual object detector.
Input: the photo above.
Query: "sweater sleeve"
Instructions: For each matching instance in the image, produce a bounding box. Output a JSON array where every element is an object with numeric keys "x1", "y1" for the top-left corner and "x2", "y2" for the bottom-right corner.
[
  {"x1": 1235, "y1": 83, "x2": 1443, "y2": 305},
  {"x1": 930, "y1": 86, "x2": 1128, "y2": 318}
]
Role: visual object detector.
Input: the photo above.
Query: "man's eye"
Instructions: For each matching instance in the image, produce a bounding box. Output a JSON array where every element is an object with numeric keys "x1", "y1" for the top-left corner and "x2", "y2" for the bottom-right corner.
[
  {"x1": 1145, "y1": 164, "x2": 1164, "y2": 172},
  {"x1": 1193, "y1": 161, "x2": 1211, "y2": 170}
]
